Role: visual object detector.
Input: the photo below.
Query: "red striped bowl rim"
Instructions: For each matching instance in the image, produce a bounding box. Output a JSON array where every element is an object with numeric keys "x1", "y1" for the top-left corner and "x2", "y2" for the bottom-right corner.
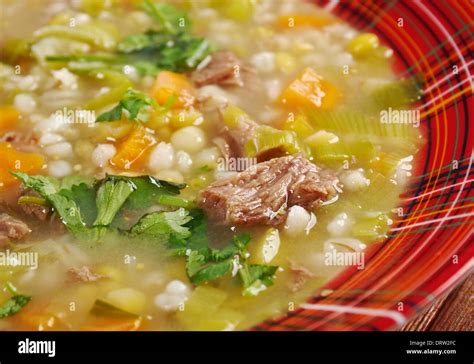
[{"x1": 253, "y1": 0, "x2": 474, "y2": 331}]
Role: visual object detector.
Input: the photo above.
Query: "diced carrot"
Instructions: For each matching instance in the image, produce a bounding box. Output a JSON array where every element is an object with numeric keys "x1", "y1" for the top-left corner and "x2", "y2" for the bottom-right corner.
[
  {"x1": 277, "y1": 15, "x2": 336, "y2": 29},
  {"x1": 13, "y1": 307, "x2": 67, "y2": 331},
  {"x1": 111, "y1": 125, "x2": 156, "y2": 170},
  {"x1": 0, "y1": 142, "x2": 46, "y2": 189},
  {"x1": 279, "y1": 67, "x2": 341, "y2": 109},
  {"x1": 0, "y1": 106, "x2": 19, "y2": 132},
  {"x1": 80, "y1": 317, "x2": 143, "y2": 331},
  {"x1": 150, "y1": 71, "x2": 196, "y2": 109}
]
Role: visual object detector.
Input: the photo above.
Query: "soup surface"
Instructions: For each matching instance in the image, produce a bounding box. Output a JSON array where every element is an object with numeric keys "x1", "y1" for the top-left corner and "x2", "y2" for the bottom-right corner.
[{"x1": 0, "y1": 0, "x2": 423, "y2": 330}]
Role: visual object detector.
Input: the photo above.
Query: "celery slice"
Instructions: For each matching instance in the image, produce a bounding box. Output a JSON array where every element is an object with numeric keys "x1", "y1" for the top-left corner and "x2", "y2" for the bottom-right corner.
[
  {"x1": 305, "y1": 108, "x2": 419, "y2": 143},
  {"x1": 312, "y1": 140, "x2": 376, "y2": 163},
  {"x1": 245, "y1": 126, "x2": 312, "y2": 159},
  {"x1": 371, "y1": 77, "x2": 423, "y2": 109},
  {"x1": 282, "y1": 114, "x2": 314, "y2": 138},
  {"x1": 83, "y1": 71, "x2": 132, "y2": 111},
  {"x1": 351, "y1": 214, "x2": 391, "y2": 241},
  {"x1": 33, "y1": 22, "x2": 119, "y2": 51},
  {"x1": 176, "y1": 286, "x2": 230, "y2": 328},
  {"x1": 90, "y1": 299, "x2": 139, "y2": 319}
]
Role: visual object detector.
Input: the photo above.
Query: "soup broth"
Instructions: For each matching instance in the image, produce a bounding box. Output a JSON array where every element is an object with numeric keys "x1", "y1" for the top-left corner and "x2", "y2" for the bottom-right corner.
[{"x1": 0, "y1": 0, "x2": 423, "y2": 331}]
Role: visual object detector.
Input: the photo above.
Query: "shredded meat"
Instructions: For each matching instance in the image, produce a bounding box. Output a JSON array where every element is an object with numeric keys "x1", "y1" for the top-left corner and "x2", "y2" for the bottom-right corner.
[
  {"x1": 287, "y1": 260, "x2": 315, "y2": 292},
  {"x1": 198, "y1": 155, "x2": 339, "y2": 226},
  {"x1": 191, "y1": 51, "x2": 251, "y2": 87},
  {"x1": 68, "y1": 266, "x2": 103, "y2": 283},
  {"x1": 0, "y1": 213, "x2": 31, "y2": 247}
]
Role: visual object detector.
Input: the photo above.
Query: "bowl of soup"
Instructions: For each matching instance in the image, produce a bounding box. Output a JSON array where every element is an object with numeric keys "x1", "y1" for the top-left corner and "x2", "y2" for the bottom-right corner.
[{"x1": 0, "y1": 0, "x2": 471, "y2": 331}]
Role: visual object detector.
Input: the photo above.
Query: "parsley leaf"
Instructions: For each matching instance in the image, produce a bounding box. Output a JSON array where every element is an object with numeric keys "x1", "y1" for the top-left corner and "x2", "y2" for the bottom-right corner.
[
  {"x1": 0, "y1": 295, "x2": 31, "y2": 318},
  {"x1": 0, "y1": 283, "x2": 31, "y2": 318},
  {"x1": 12, "y1": 172, "x2": 90, "y2": 234},
  {"x1": 11, "y1": 172, "x2": 190, "y2": 243},
  {"x1": 175, "y1": 212, "x2": 278, "y2": 294},
  {"x1": 239, "y1": 264, "x2": 279, "y2": 297},
  {"x1": 128, "y1": 208, "x2": 192, "y2": 242},
  {"x1": 59, "y1": 182, "x2": 97, "y2": 226},
  {"x1": 46, "y1": 3, "x2": 211, "y2": 76},
  {"x1": 117, "y1": 31, "x2": 211, "y2": 74},
  {"x1": 117, "y1": 175, "x2": 186, "y2": 210},
  {"x1": 190, "y1": 260, "x2": 233, "y2": 285},
  {"x1": 93, "y1": 177, "x2": 136, "y2": 226},
  {"x1": 141, "y1": 0, "x2": 189, "y2": 34},
  {"x1": 96, "y1": 89, "x2": 157, "y2": 123}
]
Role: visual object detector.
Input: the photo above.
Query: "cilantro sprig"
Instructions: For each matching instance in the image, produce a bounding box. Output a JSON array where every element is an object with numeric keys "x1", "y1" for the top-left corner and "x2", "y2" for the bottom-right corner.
[
  {"x1": 45, "y1": 1, "x2": 211, "y2": 76},
  {"x1": 0, "y1": 282, "x2": 31, "y2": 318},
  {"x1": 96, "y1": 89, "x2": 157, "y2": 123},
  {"x1": 12, "y1": 172, "x2": 278, "y2": 296},
  {"x1": 170, "y1": 210, "x2": 279, "y2": 296},
  {"x1": 11, "y1": 172, "x2": 189, "y2": 242}
]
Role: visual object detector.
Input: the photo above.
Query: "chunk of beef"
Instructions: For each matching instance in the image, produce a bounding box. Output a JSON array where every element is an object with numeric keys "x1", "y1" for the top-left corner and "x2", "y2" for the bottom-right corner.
[
  {"x1": 68, "y1": 266, "x2": 103, "y2": 283},
  {"x1": 0, "y1": 213, "x2": 31, "y2": 247},
  {"x1": 198, "y1": 155, "x2": 339, "y2": 226},
  {"x1": 192, "y1": 51, "x2": 250, "y2": 87}
]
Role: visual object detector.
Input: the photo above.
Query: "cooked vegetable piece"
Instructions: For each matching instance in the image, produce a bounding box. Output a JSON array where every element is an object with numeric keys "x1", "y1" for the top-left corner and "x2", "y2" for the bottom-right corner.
[
  {"x1": 282, "y1": 113, "x2": 314, "y2": 138},
  {"x1": 45, "y1": 3, "x2": 210, "y2": 75},
  {"x1": 351, "y1": 214, "x2": 392, "y2": 241},
  {"x1": 248, "y1": 228, "x2": 281, "y2": 264},
  {"x1": 84, "y1": 71, "x2": 133, "y2": 111},
  {"x1": 371, "y1": 77, "x2": 423, "y2": 109},
  {"x1": 90, "y1": 299, "x2": 139, "y2": 318},
  {"x1": 347, "y1": 33, "x2": 380, "y2": 58},
  {"x1": 311, "y1": 140, "x2": 376, "y2": 164},
  {"x1": 94, "y1": 178, "x2": 136, "y2": 226},
  {"x1": 118, "y1": 175, "x2": 186, "y2": 210},
  {"x1": 0, "y1": 143, "x2": 45, "y2": 189},
  {"x1": 33, "y1": 22, "x2": 119, "y2": 51},
  {"x1": 111, "y1": 125, "x2": 157, "y2": 170},
  {"x1": 279, "y1": 67, "x2": 340, "y2": 109},
  {"x1": 151, "y1": 71, "x2": 196, "y2": 109},
  {"x1": 277, "y1": 14, "x2": 336, "y2": 28},
  {"x1": 0, "y1": 106, "x2": 19, "y2": 132},
  {"x1": 304, "y1": 108, "x2": 420, "y2": 144},
  {"x1": 80, "y1": 317, "x2": 143, "y2": 331},
  {"x1": 244, "y1": 126, "x2": 312, "y2": 160},
  {"x1": 239, "y1": 264, "x2": 279, "y2": 297},
  {"x1": 176, "y1": 286, "x2": 245, "y2": 330},
  {"x1": 128, "y1": 208, "x2": 192, "y2": 243},
  {"x1": 141, "y1": 0, "x2": 190, "y2": 34},
  {"x1": 0, "y1": 282, "x2": 31, "y2": 318},
  {"x1": 12, "y1": 172, "x2": 191, "y2": 242},
  {"x1": 211, "y1": 0, "x2": 255, "y2": 22},
  {"x1": 96, "y1": 89, "x2": 157, "y2": 123}
]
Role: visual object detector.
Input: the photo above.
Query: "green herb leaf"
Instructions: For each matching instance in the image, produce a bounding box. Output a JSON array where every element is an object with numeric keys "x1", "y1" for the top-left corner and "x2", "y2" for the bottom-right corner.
[
  {"x1": 0, "y1": 294, "x2": 31, "y2": 318},
  {"x1": 117, "y1": 175, "x2": 186, "y2": 210},
  {"x1": 239, "y1": 264, "x2": 278, "y2": 297},
  {"x1": 142, "y1": 0, "x2": 189, "y2": 34},
  {"x1": 94, "y1": 177, "x2": 136, "y2": 226},
  {"x1": 59, "y1": 183, "x2": 97, "y2": 226},
  {"x1": 190, "y1": 260, "x2": 233, "y2": 285},
  {"x1": 47, "y1": 3, "x2": 210, "y2": 76},
  {"x1": 175, "y1": 211, "x2": 276, "y2": 295},
  {"x1": 96, "y1": 89, "x2": 156, "y2": 123},
  {"x1": 128, "y1": 208, "x2": 192, "y2": 243}
]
